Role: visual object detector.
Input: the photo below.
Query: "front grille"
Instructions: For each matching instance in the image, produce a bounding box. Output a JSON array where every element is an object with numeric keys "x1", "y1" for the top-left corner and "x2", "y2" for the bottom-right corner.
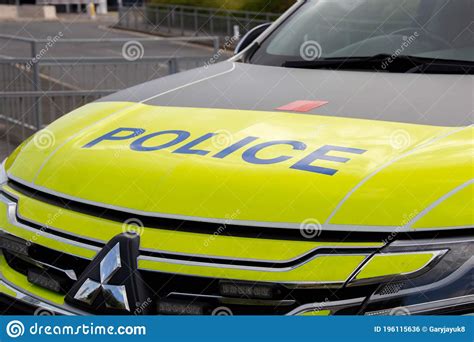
[
  {"x1": 2, "y1": 180, "x2": 473, "y2": 315},
  {"x1": 0, "y1": 182, "x2": 386, "y2": 315},
  {"x1": 6, "y1": 179, "x2": 394, "y2": 242},
  {"x1": 7, "y1": 179, "x2": 472, "y2": 242},
  {"x1": 0, "y1": 181, "x2": 433, "y2": 315},
  {"x1": 3, "y1": 249, "x2": 87, "y2": 294},
  {"x1": 377, "y1": 281, "x2": 405, "y2": 296},
  {"x1": 1, "y1": 232, "x2": 353, "y2": 315}
]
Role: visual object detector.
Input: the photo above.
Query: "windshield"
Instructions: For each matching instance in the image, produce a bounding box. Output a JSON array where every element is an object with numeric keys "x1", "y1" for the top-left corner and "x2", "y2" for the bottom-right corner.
[{"x1": 250, "y1": 0, "x2": 473, "y2": 68}]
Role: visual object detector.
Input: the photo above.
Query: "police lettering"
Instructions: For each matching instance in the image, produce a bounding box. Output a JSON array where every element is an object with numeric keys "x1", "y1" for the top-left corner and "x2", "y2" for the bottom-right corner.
[{"x1": 83, "y1": 128, "x2": 367, "y2": 176}]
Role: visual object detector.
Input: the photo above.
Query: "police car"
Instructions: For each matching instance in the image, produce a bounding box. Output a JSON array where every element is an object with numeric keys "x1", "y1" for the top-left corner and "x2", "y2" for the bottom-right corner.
[{"x1": 1, "y1": 0, "x2": 472, "y2": 315}]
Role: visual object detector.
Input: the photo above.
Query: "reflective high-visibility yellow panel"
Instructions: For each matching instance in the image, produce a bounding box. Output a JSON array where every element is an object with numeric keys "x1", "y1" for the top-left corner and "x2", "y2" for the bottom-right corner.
[
  {"x1": 138, "y1": 255, "x2": 366, "y2": 283},
  {"x1": 0, "y1": 199, "x2": 97, "y2": 260},
  {"x1": 0, "y1": 282, "x2": 16, "y2": 298},
  {"x1": 4, "y1": 136, "x2": 33, "y2": 170},
  {"x1": 0, "y1": 253, "x2": 64, "y2": 305},
  {"x1": 355, "y1": 253, "x2": 437, "y2": 280},
  {"x1": 413, "y1": 183, "x2": 474, "y2": 229},
  {"x1": 299, "y1": 310, "x2": 331, "y2": 316},
  {"x1": 7, "y1": 102, "x2": 135, "y2": 182},
  {"x1": 9, "y1": 103, "x2": 451, "y2": 227},
  {"x1": 5, "y1": 186, "x2": 382, "y2": 261},
  {"x1": 3, "y1": 187, "x2": 370, "y2": 284},
  {"x1": 332, "y1": 128, "x2": 473, "y2": 228}
]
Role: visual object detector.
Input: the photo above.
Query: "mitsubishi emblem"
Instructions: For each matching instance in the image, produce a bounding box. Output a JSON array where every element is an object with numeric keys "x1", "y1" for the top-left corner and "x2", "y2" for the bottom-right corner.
[
  {"x1": 73, "y1": 243, "x2": 130, "y2": 311},
  {"x1": 66, "y1": 233, "x2": 149, "y2": 314}
]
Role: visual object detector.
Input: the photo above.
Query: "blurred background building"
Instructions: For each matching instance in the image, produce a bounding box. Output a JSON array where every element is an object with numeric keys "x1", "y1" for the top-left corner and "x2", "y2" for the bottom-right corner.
[{"x1": 0, "y1": 0, "x2": 293, "y2": 14}]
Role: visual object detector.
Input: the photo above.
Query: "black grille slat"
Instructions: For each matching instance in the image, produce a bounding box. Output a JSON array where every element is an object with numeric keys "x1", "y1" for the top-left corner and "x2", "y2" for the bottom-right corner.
[{"x1": 6, "y1": 180, "x2": 392, "y2": 242}]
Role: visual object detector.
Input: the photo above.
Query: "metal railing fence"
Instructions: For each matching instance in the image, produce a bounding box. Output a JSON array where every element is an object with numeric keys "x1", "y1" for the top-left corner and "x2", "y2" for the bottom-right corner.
[
  {"x1": 0, "y1": 34, "x2": 218, "y2": 154},
  {"x1": 0, "y1": 34, "x2": 220, "y2": 59},
  {"x1": 1, "y1": 90, "x2": 114, "y2": 147},
  {"x1": 116, "y1": 4, "x2": 280, "y2": 40},
  {"x1": 0, "y1": 56, "x2": 211, "y2": 92},
  {"x1": 0, "y1": 56, "x2": 210, "y2": 144}
]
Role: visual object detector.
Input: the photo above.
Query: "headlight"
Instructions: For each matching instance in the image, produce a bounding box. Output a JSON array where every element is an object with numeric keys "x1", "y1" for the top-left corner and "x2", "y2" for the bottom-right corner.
[
  {"x1": 290, "y1": 236, "x2": 473, "y2": 316},
  {"x1": 356, "y1": 237, "x2": 474, "y2": 315},
  {"x1": 0, "y1": 159, "x2": 8, "y2": 185}
]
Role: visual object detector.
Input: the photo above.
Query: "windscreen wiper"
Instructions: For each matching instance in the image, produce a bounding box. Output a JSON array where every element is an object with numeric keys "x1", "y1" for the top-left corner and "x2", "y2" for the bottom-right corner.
[{"x1": 282, "y1": 54, "x2": 474, "y2": 74}]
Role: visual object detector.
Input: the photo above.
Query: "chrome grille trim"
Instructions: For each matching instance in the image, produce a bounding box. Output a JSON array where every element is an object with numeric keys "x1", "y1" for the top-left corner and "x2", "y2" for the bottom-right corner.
[
  {"x1": 0, "y1": 189, "x2": 379, "y2": 274},
  {"x1": 137, "y1": 253, "x2": 370, "y2": 273},
  {"x1": 8, "y1": 252, "x2": 78, "y2": 281},
  {"x1": 0, "y1": 250, "x2": 84, "y2": 315},
  {"x1": 0, "y1": 279, "x2": 80, "y2": 315},
  {"x1": 365, "y1": 295, "x2": 474, "y2": 316},
  {"x1": 8, "y1": 175, "x2": 474, "y2": 232},
  {"x1": 0, "y1": 192, "x2": 100, "y2": 256},
  {"x1": 286, "y1": 297, "x2": 365, "y2": 316}
]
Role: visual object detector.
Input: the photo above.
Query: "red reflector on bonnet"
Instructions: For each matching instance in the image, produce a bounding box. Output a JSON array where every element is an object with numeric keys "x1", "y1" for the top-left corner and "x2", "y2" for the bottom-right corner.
[{"x1": 277, "y1": 100, "x2": 328, "y2": 112}]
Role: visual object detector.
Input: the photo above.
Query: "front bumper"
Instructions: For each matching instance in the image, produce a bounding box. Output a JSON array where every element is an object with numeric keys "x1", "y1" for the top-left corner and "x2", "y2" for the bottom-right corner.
[
  {"x1": 0, "y1": 276, "x2": 85, "y2": 315},
  {"x1": 2, "y1": 274, "x2": 473, "y2": 316},
  {"x1": 0, "y1": 182, "x2": 473, "y2": 315}
]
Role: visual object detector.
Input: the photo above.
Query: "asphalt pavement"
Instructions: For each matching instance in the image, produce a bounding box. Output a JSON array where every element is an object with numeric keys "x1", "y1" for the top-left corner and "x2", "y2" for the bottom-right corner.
[{"x1": 0, "y1": 13, "x2": 220, "y2": 59}]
